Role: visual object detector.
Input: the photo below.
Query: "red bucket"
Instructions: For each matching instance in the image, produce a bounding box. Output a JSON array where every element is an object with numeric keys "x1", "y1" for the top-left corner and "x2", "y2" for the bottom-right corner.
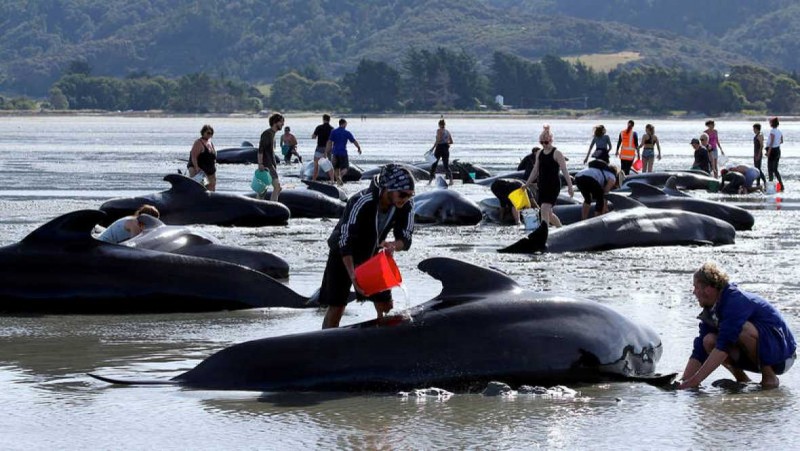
[
  {"x1": 632, "y1": 159, "x2": 643, "y2": 172},
  {"x1": 354, "y1": 251, "x2": 403, "y2": 297}
]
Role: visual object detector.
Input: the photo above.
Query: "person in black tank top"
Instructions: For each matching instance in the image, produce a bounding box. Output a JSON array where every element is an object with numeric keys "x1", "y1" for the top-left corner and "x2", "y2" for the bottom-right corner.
[
  {"x1": 188, "y1": 124, "x2": 217, "y2": 191},
  {"x1": 525, "y1": 128, "x2": 574, "y2": 227}
]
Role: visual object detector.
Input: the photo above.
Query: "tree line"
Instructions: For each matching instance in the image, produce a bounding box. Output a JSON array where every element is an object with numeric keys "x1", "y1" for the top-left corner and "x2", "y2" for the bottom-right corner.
[{"x1": 5, "y1": 49, "x2": 800, "y2": 115}]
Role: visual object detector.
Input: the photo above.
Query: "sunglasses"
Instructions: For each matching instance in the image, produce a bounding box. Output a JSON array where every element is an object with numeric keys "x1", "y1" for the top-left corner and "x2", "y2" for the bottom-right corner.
[{"x1": 397, "y1": 191, "x2": 414, "y2": 199}]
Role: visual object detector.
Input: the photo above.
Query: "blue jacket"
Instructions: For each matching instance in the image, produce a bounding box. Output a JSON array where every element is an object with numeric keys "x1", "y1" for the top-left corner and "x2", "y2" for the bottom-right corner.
[{"x1": 692, "y1": 283, "x2": 796, "y2": 367}]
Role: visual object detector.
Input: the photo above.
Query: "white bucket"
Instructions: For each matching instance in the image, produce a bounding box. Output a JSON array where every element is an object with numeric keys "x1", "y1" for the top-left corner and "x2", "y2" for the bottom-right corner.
[
  {"x1": 522, "y1": 209, "x2": 540, "y2": 230},
  {"x1": 765, "y1": 181, "x2": 777, "y2": 195},
  {"x1": 318, "y1": 157, "x2": 333, "y2": 172},
  {"x1": 424, "y1": 149, "x2": 436, "y2": 164}
]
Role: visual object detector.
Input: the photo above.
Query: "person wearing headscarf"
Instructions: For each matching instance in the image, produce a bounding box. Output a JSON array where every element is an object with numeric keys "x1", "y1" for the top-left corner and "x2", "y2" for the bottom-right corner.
[{"x1": 319, "y1": 164, "x2": 416, "y2": 329}]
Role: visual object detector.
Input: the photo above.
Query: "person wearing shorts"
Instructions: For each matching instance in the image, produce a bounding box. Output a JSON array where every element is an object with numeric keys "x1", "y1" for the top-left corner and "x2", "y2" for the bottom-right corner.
[
  {"x1": 325, "y1": 118, "x2": 362, "y2": 186},
  {"x1": 574, "y1": 164, "x2": 619, "y2": 220},
  {"x1": 311, "y1": 114, "x2": 334, "y2": 181},
  {"x1": 319, "y1": 164, "x2": 415, "y2": 329},
  {"x1": 679, "y1": 262, "x2": 796, "y2": 389}
]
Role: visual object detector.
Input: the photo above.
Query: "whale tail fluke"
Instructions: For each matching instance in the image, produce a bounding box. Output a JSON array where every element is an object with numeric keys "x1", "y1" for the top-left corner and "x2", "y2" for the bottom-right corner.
[{"x1": 497, "y1": 222, "x2": 548, "y2": 254}]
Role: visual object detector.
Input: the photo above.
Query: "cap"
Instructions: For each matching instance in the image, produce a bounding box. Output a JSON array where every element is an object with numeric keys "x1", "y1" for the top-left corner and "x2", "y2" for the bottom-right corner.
[{"x1": 690, "y1": 138, "x2": 700, "y2": 145}]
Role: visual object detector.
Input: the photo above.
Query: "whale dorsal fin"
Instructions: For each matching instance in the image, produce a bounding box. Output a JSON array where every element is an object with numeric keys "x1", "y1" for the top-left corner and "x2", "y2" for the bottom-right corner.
[
  {"x1": 164, "y1": 173, "x2": 208, "y2": 194},
  {"x1": 418, "y1": 257, "x2": 520, "y2": 298},
  {"x1": 628, "y1": 182, "x2": 667, "y2": 198},
  {"x1": 22, "y1": 210, "x2": 106, "y2": 243},
  {"x1": 606, "y1": 193, "x2": 645, "y2": 210},
  {"x1": 241, "y1": 141, "x2": 254, "y2": 147},
  {"x1": 663, "y1": 176, "x2": 690, "y2": 197}
]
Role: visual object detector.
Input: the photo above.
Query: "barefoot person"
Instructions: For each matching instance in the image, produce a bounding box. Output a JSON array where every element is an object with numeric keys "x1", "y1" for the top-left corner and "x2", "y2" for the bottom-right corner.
[
  {"x1": 258, "y1": 113, "x2": 284, "y2": 201},
  {"x1": 319, "y1": 164, "x2": 415, "y2": 329},
  {"x1": 679, "y1": 262, "x2": 796, "y2": 389}
]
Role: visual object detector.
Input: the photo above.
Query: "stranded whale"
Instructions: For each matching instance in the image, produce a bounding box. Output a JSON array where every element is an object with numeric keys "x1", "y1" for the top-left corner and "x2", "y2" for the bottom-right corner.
[
  {"x1": 0, "y1": 210, "x2": 310, "y2": 314},
  {"x1": 89, "y1": 257, "x2": 674, "y2": 391}
]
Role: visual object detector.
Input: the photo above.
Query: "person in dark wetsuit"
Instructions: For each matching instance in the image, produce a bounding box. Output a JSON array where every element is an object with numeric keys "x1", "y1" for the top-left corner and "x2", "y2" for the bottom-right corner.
[
  {"x1": 188, "y1": 124, "x2": 217, "y2": 191},
  {"x1": 525, "y1": 127, "x2": 573, "y2": 227}
]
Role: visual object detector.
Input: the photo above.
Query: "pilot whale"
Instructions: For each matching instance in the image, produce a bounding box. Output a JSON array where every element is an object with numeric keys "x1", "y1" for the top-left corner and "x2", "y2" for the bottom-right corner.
[
  {"x1": 123, "y1": 219, "x2": 289, "y2": 279},
  {"x1": 100, "y1": 174, "x2": 290, "y2": 227},
  {"x1": 498, "y1": 205, "x2": 736, "y2": 253},
  {"x1": 0, "y1": 210, "x2": 310, "y2": 314},
  {"x1": 89, "y1": 257, "x2": 674, "y2": 391},
  {"x1": 413, "y1": 177, "x2": 482, "y2": 225}
]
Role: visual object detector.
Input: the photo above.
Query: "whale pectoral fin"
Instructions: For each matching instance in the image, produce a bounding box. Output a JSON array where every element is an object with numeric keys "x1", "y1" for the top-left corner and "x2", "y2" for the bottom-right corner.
[
  {"x1": 623, "y1": 372, "x2": 679, "y2": 388},
  {"x1": 417, "y1": 257, "x2": 520, "y2": 297},
  {"x1": 88, "y1": 373, "x2": 177, "y2": 386}
]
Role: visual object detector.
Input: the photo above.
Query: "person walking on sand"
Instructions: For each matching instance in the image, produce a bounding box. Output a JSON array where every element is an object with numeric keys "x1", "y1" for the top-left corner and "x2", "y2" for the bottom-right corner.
[
  {"x1": 679, "y1": 262, "x2": 796, "y2": 389},
  {"x1": 428, "y1": 119, "x2": 454, "y2": 185},
  {"x1": 325, "y1": 118, "x2": 362, "y2": 186},
  {"x1": 258, "y1": 113, "x2": 284, "y2": 201},
  {"x1": 525, "y1": 127, "x2": 573, "y2": 227}
]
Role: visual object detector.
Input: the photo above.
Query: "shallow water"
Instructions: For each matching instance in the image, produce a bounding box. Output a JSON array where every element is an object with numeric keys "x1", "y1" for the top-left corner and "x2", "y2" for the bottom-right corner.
[{"x1": 0, "y1": 116, "x2": 798, "y2": 449}]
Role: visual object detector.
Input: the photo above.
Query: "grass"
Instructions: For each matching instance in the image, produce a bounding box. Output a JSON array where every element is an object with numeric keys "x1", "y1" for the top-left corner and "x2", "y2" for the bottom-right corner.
[{"x1": 564, "y1": 51, "x2": 642, "y2": 72}]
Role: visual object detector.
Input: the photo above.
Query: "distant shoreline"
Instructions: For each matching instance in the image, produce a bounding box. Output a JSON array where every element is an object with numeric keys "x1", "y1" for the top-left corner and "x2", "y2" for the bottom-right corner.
[{"x1": 0, "y1": 109, "x2": 792, "y2": 122}]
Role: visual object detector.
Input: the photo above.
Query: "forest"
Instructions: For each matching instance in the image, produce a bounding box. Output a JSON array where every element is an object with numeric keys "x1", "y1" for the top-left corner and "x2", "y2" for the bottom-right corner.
[{"x1": 28, "y1": 50, "x2": 800, "y2": 115}]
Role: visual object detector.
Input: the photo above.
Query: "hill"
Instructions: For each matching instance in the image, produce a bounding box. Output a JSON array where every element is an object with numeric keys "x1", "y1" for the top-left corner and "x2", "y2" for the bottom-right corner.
[{"x1": 0, "y1": 0, "x2": 780, "y2": 96}]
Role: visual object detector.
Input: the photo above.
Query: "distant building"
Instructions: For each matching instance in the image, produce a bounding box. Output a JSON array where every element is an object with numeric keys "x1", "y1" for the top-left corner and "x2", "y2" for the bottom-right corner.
[{"x1": 495, "y1": 95, "x2": 504, "y2": 106}]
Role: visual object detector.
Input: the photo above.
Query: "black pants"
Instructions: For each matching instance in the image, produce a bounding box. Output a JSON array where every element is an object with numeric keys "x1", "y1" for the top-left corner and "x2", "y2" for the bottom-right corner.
[
  {"x1": 754, "y1": 156, "x2": 767, "y2": 186},
  {"x1": 768, "y1": 147, "x2": 783, "y2": 189},
  {"x1": 620, "y1": 159, "x2": 633, "y2": 175}
]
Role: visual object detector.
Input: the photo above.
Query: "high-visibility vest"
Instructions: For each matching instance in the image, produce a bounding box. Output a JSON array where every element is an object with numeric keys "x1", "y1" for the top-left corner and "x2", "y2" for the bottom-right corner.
[{"x1": 619, "y1": 129, "x2": 636, "y2": 161}]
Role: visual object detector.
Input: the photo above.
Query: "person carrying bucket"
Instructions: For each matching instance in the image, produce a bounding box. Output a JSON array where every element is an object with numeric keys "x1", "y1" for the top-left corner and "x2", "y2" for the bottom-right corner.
[{"x1": 318, "y1": 164, "x2": 416, "y2": 329}]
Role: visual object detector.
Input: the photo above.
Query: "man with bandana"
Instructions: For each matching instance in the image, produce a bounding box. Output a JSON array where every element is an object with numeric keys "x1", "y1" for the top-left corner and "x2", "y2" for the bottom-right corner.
[{"x1": 319, "y1": 164, "x2": 416, "y2": 329}]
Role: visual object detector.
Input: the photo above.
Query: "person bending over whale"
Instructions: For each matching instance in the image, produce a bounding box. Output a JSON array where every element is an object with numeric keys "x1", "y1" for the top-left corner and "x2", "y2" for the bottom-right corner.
[
  {"x1": 491, "y1": 178, "x2": 538, "y2": 225},
  {"x1": 679, "y1": 262, "x2": 796, "y2": 389},
  {"x1": 574, "y1": 161, "x2": 622, "y2": 220},
  {"x1": 98, "y1": 205, "x2": 160, "y2": 244},
  {"x1": 720, "y1": 165, "x2": 762, "y2": 194},
  {"x1": 319, "y1": 164, "x2": 415, "y2": 329}
]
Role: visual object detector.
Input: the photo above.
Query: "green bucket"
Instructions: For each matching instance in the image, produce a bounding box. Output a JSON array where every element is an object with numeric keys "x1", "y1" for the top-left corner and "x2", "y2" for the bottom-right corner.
[{"x1": 708, "y1": 180, "x2": 720, "y2": 193}]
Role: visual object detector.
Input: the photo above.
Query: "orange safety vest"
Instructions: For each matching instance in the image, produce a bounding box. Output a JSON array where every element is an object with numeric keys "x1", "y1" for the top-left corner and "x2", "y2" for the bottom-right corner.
[{"x1": 619, "y1": 129, "x2": 636, "y2": 161}]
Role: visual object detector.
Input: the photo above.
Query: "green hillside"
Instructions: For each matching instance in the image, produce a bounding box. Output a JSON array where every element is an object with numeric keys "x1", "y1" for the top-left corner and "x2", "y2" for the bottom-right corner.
[{"x1": 0, "y1": 0, "x2": 780, "y2": 96}]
